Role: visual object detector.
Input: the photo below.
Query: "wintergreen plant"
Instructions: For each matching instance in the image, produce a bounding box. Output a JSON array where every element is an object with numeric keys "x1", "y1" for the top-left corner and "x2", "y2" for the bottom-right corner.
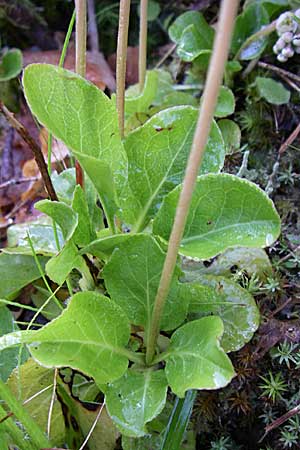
[{"x1": 0, "y1": 1, "x2": 283, "y2": 448}]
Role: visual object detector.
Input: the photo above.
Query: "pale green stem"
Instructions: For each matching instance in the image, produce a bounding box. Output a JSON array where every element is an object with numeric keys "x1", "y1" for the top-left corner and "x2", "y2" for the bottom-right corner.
[
  {"x1": 75, "y1": 0, "x2": 87, "y2": 77},
  {"x1": 116, "y1": 0, "x2": 131, "y2": 138},
  {"x1": 59, "y1": 9, "x2": 76, "y2": 67},
  {"x1": 75, "y1": 0, "x2": 86, "y2": 187},
  {"x1": 0, "y1": 379, "x2": 50, "y2": 449},
  {"x1": 139, "y1": 0, "x2": 148, "y2": 92},
  {"x1": 145, "y1": 0, "x2": 240, "y2": 365}
]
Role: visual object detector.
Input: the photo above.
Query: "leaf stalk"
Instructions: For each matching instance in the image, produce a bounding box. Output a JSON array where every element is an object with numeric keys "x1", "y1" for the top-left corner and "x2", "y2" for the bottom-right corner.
[
  {"x1": 116, "y1": 0, "x2": 131, "y2": 138},
  {"x1": 139, "y1": 0, "x2": 148, "y2": 92}
]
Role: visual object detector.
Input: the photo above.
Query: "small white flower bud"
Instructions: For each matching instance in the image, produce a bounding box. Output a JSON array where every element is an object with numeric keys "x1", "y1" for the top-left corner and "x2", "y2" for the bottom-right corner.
[
  {"x1": 295, "y1": 46, "x2": 300, "y2": 53},
  {"x1": 282, "y1": 45, "x2": 294, "y2": 58},
  {"x1": 293, "y1": 35, "x2": 300, "y2": 46},
  {"x1": 277, "y1": 53, "x2": 288, "y2": 62},
  {"x1": 295, "y1": 9, "x2": 300, "y2": 19},
  {"x1": 276, "y1": 37, "x2": 286, "y2": 51},
  {"x1": 282, "y1": 31, "x2": 294, "y2": 43},
  {"x1": 276, "y1": 11, "x2": 297, "y2": 34}
]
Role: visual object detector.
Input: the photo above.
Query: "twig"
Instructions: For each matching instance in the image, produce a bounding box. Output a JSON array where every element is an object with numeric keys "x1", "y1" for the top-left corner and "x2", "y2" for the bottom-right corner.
[
  {"x1": 0, "y1": 102, "x2": 58, "y2": 201},
  {"x1": 145, "y1": 0, "x2": 240, "y2": 365},
  {"x1": 260, "y1": 403, "x2": 300, "y2": 442},
  {"x1": 0, "y1": 177, "x2": 39, "y2": 189},
  {"x1": 139, "y1": 0, "x2": 148, "y2": 92},
  {"x1": 279, "y1": 122, "x2": 300, "y2": 155},
  {"x1": 155, "y1": 43, "x2": 177, "y2": 69},
  {"x1": 116, "y1": 0, "x2": 131, "y2": 138},
  {"x1": 0, "y1": 127, "x2": 14, "y2": 183},
  {"x1": 47, "y1": 369, "x2": 58, "y2": 438},
  {"x1": 258, "y1": 61, "x2": 300, "y2": 86},
  {"x1": 78, "y1": 401, "x2": 105, "y2": 450}
]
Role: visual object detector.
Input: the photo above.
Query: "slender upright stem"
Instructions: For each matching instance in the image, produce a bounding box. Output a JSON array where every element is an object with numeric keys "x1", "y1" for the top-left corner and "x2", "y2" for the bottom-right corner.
[
  {"x1": 116, "y1": 0, "x2": 131, "y2": 138},
  {"x1": 87, "y1": 0, "x2": 99, "y2": 52},
  {"x1": 145, "y1": 0, "x2": 240, "y2": 365},
  {"x1": 75, "y1": 0, "x2": 86, "y2": 187},
  {"x1": 75, "y1": 0, "x2": 87, "y2": 77},
  {"x1": 139, "y1": 0, "x2": 148, "y2": 92}
]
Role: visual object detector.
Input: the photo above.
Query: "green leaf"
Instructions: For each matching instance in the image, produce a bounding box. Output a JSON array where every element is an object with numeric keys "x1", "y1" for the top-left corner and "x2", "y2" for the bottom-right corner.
[
  {"x1": 0, "y1": 253, "x2": 48, "y2": 298},
  {"x1": 7, "y1": 358, "x2": 65, "y2": 445},
  {"x1": 165, "y1": 317, "x2": 235, "y2": 397},
  {"x1": 185, "y1": 275, "x2": 260, "y2": 352},
  {"x1": 71, "y1": 185, "x2": 97, "y2": 246},
  {"x1": 231, "y1": 4, "x2": 269, "y2": 59},
  {"x1": 13, "y1": 292, "x2": 131, "y2": 385},
  {"x1": 218, "y1": 119, "x2": 241, "y2": 154},
  {"x1": 214, "y1": 87, "x2": 235, "y2": 118},
  {"x1": 103, "y1": 234, "x2": 188, "y2": 332},
  {"x1": 105, "y1": 369, "x2": 168, "y2": 437},
  {"x1": 23, "y1": 64, "x2": 127, "y2": 225},
  {"x1": 71, "y1": 153, "x2": 119, "y2": 230},
  {"x1": 0, "y1": 307, "x2": 28, "y2": 381},
  {"x1": 81, "y1": 233, "x2": 135, "y2": 259},
  {"x1": 256, "y1": 77, "x2": 291, "y2": 105},
  {"x1": 6, "y1": 218, "x2": 63, "y2": 256},
  {"x1": 153, "y1": 174, "x2": 281, "y2": 259},
  {"x1": 0, "y1": 49, "x2": 22, "y2": 81},
  {"x1": 161, "y1": 390, "x2": 197, "y2": 450},
  {"x1": 138, "y1": 0, "x2": 161, "y2": 21},
  {"x1": 45, "y1": 240, "x2": 81, "y2": 284},
  {"x1": 182, "y1": 247, "x2": 272, "y2": 279},
  {"x1": 120, "y1": 106, "x2": 225, "y2": 230},
  {"x1": 35, "y1": 199, "x2": 78, "y2": 241},
  {"x1": 125, "y1": 70, "x2": 159, "y2": 115},
  {"x1": 169, "y1": 12, "x2": 214, "y2": 62},
  {"x1": 52, "y1": 168, "x2": 76, "y2": 204}
]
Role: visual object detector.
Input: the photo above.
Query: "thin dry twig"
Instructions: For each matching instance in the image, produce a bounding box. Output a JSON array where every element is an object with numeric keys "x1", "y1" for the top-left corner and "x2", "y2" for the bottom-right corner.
[
  {"x1": 279, "y1": 122, "x2": 300, "y2": 155},
  {"x1": 0, "y1": 102, "x2": 58, "y2": 201},
  {"x1": 0, "y1": 177, "x2": 39, "y2": 190},
  {"x1": 260, "y1": 403, "x2": 300, "y2": 442},
  {"x1": 258, "y1": 61, "x2": 300, "y2": 86},
  {"x1": 47, "y1": 369, "x2": 58, "y2": 438}
]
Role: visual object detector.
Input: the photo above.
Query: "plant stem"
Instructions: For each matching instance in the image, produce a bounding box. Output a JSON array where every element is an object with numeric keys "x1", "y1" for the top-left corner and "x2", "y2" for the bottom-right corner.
[
  {"x1": 75, "y1": 0, "x2": 86, "y2": 187},
  {"x1": 0, "y1": 379, "x2": 50, "y2": 449},
  {"x1": 116, "y1": 0, "x2": 131, "y2": 138},
  {"x1": 145, "y1": 0, "x2": 239, "y2": 365},
  {"x1": 139, "y1": 0, "x2": 148, "y2": 92}
]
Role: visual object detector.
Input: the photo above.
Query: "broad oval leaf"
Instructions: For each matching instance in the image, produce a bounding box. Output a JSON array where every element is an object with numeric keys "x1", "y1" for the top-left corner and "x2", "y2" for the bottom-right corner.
[
  {"x1": 24, "y1": 292, "x2": 131, "y2": 384},
  {"x1": 71, "y1": 185, "x2": 97, "y2": 247},
  {"x1": 185, "y1": 275, "x2": 260, "y2": 352},
  {"x1": 81, "y1": 233, "x2": 136, "y2": 259},
  {"x1": 23, "y1": 64, "x2": 127, "y2": 226},
  {"x1": 169, "y1": 11, "x2": 214, "y2": 62},
  {"x1": 153, "y1": 174, "x2": 281, "y2": 259},
  {"x1": 0, "y1": 49, "x2": 22, "y2": 81},
  {"x1": 165, "y1": 316, "x2": 235, "y2": 397},
  {"x1": 218, "y1": 119, "x2": 241, "y2": 154},
  {"x1": 214, "y1": 86, "x2": 235, "y2": 118},
  {"x1": 105, "y1": 369, "x2": 168, "y2": 437},
  {"x1": 120, "y1": 106, "x2": 225, "y2": 230},
  {"x1": 256, "y1": 77, "x2": 290, "y2": 105},
  {"x1": 103, "y1": 234, "x2": 188, "y2": 332}
]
